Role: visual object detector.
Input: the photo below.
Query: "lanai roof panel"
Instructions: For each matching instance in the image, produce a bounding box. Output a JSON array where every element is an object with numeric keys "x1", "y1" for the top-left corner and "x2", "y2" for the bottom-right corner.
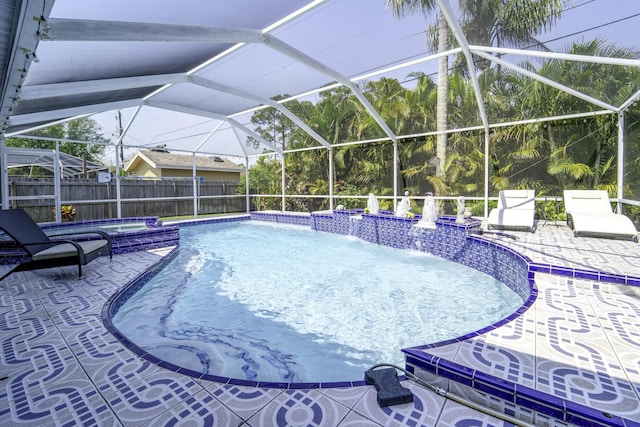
[
  {"x1": 192, "y1": 43, "x2": 334, "y2": 106},
  {"x1": 271, "y1": 0, "x2": 431, "y2": 79},
  {"x1": 151, "y1": 83, "x2": 258, "y2": 118}
]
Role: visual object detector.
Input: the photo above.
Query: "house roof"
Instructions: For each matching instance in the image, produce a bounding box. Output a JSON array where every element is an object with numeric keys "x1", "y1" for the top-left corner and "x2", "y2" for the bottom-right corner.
[{"x1": 126, "y1": 149, "x2": 244, "y2": 173}]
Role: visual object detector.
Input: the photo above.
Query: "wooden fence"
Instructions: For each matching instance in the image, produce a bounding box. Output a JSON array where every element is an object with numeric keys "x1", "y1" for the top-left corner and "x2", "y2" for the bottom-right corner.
[{"x1": 7, "y1": 177, "x2": 246, "y2": 222}]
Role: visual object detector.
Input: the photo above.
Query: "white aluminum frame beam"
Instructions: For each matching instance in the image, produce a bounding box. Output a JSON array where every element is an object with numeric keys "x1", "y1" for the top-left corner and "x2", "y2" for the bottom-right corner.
[
  {"x1": 261, "y1": 34, "x2": 398, "y2": 144},
  {"x1": 45, "y1": 19, "x2": 263, "y2": 43},
  {"x1": 8, "y1": 99, "x2": 141, "y2": 128},
  {"x1": 471, "y1": 45, "x2": 640, "y2": 68},
  {"x1": 231, "y1": 128, "x2": 251, "y2": 213},
  {"x1": 472, "y1": 45, "x2": 640, "y2": 112},
  {"x1": 194, "y1": 121, "x2": 225, "y2": 153},
  {"x1": 620, "y1": 88, "x2": 640, "y2": 111},
  {"x1": 617, "y1": 111, "x2": 624, "y2": 214},
  {"x1": 20, "y1": 73, "x2": 187, "y2": 100}
]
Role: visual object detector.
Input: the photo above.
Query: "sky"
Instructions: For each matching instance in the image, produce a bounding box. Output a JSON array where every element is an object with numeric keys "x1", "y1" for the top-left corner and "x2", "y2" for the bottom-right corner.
[{"x1": 89, "y1": 0, "x2": 640, "y2": 166}]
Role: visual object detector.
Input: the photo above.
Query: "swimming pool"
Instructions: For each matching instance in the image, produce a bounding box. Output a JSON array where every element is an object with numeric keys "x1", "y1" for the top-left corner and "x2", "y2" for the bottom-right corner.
[{"x1": 109, "y1": 220, "x2": 524, "y2": 384}]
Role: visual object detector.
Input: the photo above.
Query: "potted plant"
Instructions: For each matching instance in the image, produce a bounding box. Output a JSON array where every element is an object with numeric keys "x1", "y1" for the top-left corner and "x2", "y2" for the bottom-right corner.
[{"x1": 53, "y1": 205, "x2": 77, "y2": 222}]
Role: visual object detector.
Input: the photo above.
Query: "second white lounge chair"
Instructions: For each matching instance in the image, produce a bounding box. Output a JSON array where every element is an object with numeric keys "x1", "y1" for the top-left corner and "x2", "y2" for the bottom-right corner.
[
  {"x1": 487, "y1": 189, "x2": 536, "y2": 232},
  {"x1": 563, "y1": 190, "x2": 638, "y2": 241}
]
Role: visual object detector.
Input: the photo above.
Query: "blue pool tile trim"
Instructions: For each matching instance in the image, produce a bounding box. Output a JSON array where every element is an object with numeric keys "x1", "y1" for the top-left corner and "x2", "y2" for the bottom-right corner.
[
  {"x1": 167, "y1": 214, "x2": 250, "y2": 227},
  {"x1": 250, "y1": 211, "x2": 310, "y2": 226}
]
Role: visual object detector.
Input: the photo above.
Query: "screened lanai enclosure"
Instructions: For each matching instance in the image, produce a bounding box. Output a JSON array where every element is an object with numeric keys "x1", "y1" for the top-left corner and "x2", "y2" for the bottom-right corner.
[{"x1": 1, "y1": 0, "x2": 640, "y2": 223}]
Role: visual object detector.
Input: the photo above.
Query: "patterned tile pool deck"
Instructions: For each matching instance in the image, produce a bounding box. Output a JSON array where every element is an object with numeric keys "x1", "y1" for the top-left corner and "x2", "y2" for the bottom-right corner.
[{"x1": 1, "y1": 216, "x2": 640, "y2": 426}]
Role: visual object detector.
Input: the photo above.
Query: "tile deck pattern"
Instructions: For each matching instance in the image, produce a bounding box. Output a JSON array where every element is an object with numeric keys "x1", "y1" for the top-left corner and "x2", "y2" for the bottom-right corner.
[{"x1": 1, "y1": 218, "x2": 640, "y2": 426}]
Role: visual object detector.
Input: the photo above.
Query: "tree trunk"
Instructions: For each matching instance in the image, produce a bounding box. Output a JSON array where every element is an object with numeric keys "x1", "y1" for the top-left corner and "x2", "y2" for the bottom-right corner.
[{"x1": 435, "y1": 13, "x2": 449, "y2": 179}]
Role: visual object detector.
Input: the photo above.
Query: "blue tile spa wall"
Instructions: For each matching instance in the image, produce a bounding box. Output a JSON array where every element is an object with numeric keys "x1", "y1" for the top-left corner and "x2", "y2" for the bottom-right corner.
[
  {"x1": 252, "y1": 211, "x2": 532, "y2": 305},
  {"x1": 310, "y1": 212, "x2": 484, "y2": 261},
  {"x1": 0, "y1": 216, "x2": 180, "y2": 265},
  {"x1": 250, "y1": 211, "x2": 311, "y2": 226}
]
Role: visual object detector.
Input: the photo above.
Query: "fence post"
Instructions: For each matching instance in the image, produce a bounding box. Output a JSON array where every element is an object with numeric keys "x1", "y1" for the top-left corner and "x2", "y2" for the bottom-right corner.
[
  {"x1": 10, "y1": 181, "x2": 16, "y2": 209},
  {"x1": 223, "y1": 182, "x2": 227, "y2": 213},
  {"x1": 173, "y1": 180, "x2": 178, "y2": 217}
]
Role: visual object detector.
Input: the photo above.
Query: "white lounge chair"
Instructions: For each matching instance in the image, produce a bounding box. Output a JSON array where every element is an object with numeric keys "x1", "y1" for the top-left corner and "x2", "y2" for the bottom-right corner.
[
  {"x1": 487, "y1": 190, "x2": 536, "y2": 232},
  {"x1": 563, "y1": 190, "x2": 638, "y2": 241}
]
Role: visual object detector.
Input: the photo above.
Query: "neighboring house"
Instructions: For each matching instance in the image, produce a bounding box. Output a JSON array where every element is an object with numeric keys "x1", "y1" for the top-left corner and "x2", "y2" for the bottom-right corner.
[{"x1": 124, "y1": 149, "x2": 244, "y2": 182}]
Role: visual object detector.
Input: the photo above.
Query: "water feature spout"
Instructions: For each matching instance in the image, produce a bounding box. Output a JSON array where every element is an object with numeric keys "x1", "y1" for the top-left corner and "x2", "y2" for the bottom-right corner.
[
  {"x1": 417, "y1": 193, "x2": 438, "y2": 228},
  {"x1": 456, "y1": 196, "x2": 465, "y2": 224},
  {"x1": 367, "y1": 193, "x2": 380, "y2": 215},
  {"x1": 395, "y1": 191, "x2": 411, "y2": 217}
]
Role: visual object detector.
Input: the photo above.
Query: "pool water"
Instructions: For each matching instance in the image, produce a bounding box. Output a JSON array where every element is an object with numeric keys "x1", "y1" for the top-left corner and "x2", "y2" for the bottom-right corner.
[{"x1": 111, "y1": 221, "x2": 523, "y2": 383}]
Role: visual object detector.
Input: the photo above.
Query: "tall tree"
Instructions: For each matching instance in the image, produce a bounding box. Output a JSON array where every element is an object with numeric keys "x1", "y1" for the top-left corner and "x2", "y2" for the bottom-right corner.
[
  {"x1": 246, "y1": 95, "x2": 296, "y2": 151},
  {"x1": 387, "y1": 0, "x2": 449, "y2": 181}
]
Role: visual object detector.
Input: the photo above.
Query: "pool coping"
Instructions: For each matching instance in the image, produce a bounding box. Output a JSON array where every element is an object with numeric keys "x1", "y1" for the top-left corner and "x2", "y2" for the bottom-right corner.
[{"x1": 101, "y1": 212, "x2": 640, "y2": 426}]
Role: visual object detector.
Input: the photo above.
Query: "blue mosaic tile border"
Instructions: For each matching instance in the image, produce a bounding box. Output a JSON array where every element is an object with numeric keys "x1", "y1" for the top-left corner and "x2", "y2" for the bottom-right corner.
[
  {"x1": 39, "y1": 216, "x2": 161, "y2": 232},
  {"x1": 170, "y1": 214, "x2": 250, "y2": 227},
  {"x1": 103, "y1": 246, "x2": 181, "y2": 319},
  {"x1": 529, "y1": 262, "x2": 640, "y2": 287},
  {"x1": 250, "y1": 211, "x2": 311, "y2": 226}
]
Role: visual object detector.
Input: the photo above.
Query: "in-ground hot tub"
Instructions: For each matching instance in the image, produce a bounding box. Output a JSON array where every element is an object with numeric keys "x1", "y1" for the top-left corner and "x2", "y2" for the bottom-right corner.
[{"x1": 0, "y1": 216, "x2": 180, "y2": 266}]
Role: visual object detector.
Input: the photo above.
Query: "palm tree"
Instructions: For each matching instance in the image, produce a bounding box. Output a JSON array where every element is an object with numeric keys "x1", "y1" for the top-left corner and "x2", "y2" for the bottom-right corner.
[
  {"x1": 387, "y1": 1, "x2": 448, "y2": 181},
  {"x1": 386, "y1": 0, "x2": 563, "y2": 190},
  {"x1": 458, "y1": 0, "x2": 563, "y2": 71},
  {"x1": 514, "y1": 39, "x2": 640, "y2": 192}
]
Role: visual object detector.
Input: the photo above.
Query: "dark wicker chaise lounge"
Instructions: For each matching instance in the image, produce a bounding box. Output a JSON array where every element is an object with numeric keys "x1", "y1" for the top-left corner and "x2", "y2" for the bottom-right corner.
[{"x1": 0, "y1": 208, "x2": 112, "y2": 281}]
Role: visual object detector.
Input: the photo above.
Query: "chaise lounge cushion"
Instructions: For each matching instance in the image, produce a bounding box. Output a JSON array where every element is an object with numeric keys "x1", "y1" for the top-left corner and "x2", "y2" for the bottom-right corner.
[
  {"x1": 0, "y1": 208, "x2": 112, "y2": 280},
  {"x1": 487, "y1": 189, "x2": 536, "y2": 232},
  {"x1": 31, "y1": 240, "x2": 109, "y2": 261},
  {"x1": 563, "y1": 190, "x2": 638, "y2": 241}
]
